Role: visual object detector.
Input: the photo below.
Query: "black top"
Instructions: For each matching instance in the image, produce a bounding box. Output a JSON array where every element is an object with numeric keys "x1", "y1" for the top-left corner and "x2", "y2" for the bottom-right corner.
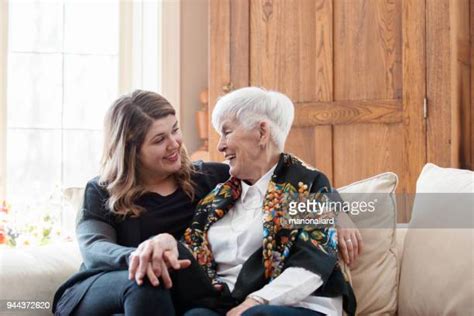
[{"x1": 53, "y1": 161, "x2": 230, "y2": 314}]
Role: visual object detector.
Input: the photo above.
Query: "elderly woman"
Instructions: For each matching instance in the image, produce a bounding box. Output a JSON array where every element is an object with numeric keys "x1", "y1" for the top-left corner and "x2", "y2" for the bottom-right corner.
[{"x1": 145, "y1": 87, "x2": 358, "y2": 316}]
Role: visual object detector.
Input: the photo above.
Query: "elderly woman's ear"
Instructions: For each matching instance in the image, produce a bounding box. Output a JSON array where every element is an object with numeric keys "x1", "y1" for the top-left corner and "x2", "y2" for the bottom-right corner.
[{"x1": 257, "y1": 121, "x2": 272, "y2": 147}]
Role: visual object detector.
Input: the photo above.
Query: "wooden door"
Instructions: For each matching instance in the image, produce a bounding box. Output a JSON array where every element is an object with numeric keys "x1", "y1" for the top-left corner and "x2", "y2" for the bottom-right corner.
[{"x1": 209, "y1": 0, "x2": 426, "y2": 222}]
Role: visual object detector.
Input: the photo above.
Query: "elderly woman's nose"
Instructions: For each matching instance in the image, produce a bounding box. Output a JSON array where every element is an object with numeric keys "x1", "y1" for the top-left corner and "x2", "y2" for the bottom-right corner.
[{"x1": 217, "y1": 136, "x2": 226, "y2": 152}]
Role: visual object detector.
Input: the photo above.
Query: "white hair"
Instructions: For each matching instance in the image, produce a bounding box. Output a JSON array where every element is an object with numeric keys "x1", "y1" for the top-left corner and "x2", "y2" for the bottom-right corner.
[{"x1": 212, "y1": 87, "x2": 295, "y2": 151}]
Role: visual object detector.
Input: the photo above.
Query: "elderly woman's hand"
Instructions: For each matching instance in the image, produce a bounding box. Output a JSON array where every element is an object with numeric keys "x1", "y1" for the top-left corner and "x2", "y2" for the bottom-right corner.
[
  {"x1": 128, "y1": 233, "x2": 191, "y2": 288},
  {"x1": 336, "y1": 212, "x2": 363, "y2": 267}
]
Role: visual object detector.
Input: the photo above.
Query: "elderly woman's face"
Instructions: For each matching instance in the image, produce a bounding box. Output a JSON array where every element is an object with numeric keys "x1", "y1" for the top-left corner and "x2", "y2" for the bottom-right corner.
[{"x1": 217, "y1": 119, "x2": 262, "y2": 181}]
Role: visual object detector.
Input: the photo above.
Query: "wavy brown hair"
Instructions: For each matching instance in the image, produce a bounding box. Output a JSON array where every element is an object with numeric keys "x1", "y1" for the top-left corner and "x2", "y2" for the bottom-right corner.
[{"x1": 99, "y1": 90, "x2": 195, "y2": 217}]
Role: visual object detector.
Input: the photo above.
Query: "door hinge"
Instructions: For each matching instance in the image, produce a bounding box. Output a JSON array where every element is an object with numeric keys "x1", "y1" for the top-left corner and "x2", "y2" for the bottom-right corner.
[{"x1": 423, "y1": 97, "x2": 428, "y2": 119}]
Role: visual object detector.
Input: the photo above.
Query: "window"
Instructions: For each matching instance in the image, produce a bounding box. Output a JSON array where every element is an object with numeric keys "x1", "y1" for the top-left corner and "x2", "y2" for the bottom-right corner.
[
  {"x1": 6, "y1": 1, "x2": 119, "y2": 221},
  {"x1": 1, "y1": 0, "x2": 178, "y2": 234}
]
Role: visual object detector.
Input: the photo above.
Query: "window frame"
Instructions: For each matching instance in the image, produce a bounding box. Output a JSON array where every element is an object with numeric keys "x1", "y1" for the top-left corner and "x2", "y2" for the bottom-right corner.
[
  {"x1": 120, "y1": 0, "x2": 181, "y2": 120},
  {"x1": 0, "y1": 0, "x2": 8, "y2": 200}
]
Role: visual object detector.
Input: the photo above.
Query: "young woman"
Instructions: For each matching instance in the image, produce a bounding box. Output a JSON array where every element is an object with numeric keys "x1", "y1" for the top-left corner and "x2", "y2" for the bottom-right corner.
[{"x1": 53, "y1": 90, "x2": 230, "y2": 315}]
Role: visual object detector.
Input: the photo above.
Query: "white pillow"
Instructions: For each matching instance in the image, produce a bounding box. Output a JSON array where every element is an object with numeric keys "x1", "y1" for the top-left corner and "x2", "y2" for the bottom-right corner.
[
  {"x1": 398, "y1": 163, "x2": 474, "y2": 315},
  {"x1": 416, "y1": 163, "x2": 474, "y2": 193}
]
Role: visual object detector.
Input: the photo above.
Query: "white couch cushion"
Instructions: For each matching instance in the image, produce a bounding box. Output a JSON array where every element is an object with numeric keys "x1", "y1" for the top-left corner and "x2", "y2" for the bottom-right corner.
[
  {"x1": 398, "y1": 163, "x2": 474, "y2": 315},
  {"x1": 0, "y1": 242, "x2": 82, "y2": 315}
]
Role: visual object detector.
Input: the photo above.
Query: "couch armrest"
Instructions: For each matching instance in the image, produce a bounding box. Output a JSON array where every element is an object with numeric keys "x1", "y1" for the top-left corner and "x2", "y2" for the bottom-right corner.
[{"x1": 0, "y1": 242, "x2": 82, "y2": 315}]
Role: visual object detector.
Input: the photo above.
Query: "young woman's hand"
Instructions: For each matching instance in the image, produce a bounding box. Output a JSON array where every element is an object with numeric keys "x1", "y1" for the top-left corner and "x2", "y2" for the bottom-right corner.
[{"x1": 128, "y1": 233, "x2": 191, "y2": 288}]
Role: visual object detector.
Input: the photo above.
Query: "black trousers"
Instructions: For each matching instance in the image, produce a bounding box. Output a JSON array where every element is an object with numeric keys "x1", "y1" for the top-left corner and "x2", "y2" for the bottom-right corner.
[
  {"x1": 55, "y1": 244, "x2": 236, "y2": 316},
  {"x1": 69, "y1": 270, "x2": 175, "y2": 316}
]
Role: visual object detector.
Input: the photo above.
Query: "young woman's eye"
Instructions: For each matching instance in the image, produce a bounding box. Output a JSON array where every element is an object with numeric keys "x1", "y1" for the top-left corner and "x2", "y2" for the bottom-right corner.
[
  {"x1": 154, "y1": 138, "x2": 164, "y2": 144},
  {"x1": 172, "y1": 127, "x2": 179, "y2": 134}
]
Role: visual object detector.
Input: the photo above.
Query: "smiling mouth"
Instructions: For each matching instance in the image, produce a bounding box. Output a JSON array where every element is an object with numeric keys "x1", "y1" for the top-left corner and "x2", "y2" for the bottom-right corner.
[
  {"x1": 225, "y1": 154, "x2": 236, "y2": 162},
  {"x1": 165, "y1": 152, "x2": 179, "y2": 162}
]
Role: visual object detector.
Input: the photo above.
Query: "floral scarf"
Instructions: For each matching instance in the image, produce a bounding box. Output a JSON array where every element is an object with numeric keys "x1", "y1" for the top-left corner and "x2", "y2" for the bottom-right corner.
[{"x1": 183, "y1": 153, "x2": 338, "y2": 283}]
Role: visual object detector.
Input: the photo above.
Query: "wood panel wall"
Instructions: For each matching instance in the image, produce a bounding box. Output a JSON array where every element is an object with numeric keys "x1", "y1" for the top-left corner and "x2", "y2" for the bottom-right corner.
[
  {"x1": 427, "y1": 0, "x2": 472, "y2": 169},
  {"x1": 461, "y1": 0, "x2": 473, "y2": 171},
  {"x1": 459, "y1": 0, "x2": 472, "y2": 170},
  {"x1": 470, "y1": 0, "x2": 474, "y2": 170},
  {"x1": 208, "y1": 0, "x2": 473, "y2": 222},
  {"x1": 332, "y1": 0, "x2": 406, "y2": 189},
  {"x1": 250, "y1": 0, "x2": 335, "y2": 180}
]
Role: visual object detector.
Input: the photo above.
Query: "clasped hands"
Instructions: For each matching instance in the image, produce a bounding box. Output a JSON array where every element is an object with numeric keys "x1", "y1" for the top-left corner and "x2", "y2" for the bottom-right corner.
[
  {"x1": 128, "y1": 233, "x2": 258, "y2": 316},
  {"x1": 128, "y1": 233, "x2": 190, "y2": 288}
]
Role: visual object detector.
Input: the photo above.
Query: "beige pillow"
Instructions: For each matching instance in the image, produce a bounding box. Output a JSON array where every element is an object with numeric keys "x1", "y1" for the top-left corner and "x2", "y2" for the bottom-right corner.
[
  {"x1": 398, "y1": 164, "x2": 474, "y2": 315},
  {"x1": 338, "y1": 172, "x2": 399, "y2": 315},
  {"x1": 64, "y1": 187, "x2": 86, "y2": 216}
]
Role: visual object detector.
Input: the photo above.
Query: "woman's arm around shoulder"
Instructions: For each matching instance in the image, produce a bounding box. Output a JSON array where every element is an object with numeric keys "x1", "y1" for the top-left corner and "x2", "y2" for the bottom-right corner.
[
  {"x1": 311, "y1": 171, "x2": 333, "y2": 194},
  {"x1": 310, "y1": 171, "x2": 363, "y2": 267}
]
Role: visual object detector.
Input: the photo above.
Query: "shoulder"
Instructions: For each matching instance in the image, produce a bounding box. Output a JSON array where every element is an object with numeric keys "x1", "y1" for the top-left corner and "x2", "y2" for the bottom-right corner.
[
  {"x1": 84, "y1": 176, "x2": 109, "y2": 200},
  {"x1": 192, "y1": 161, "x2": 229, "y2": 182},
  {"x1": 80, "y1": 177, "x2": 115, "y2": 222},
  {"x1": 192, "y1": 161, "x2": 230, "y2": 198},
  {"x1": 311, "y1": 171, "x2": 331, "y2": 191},
  {"x1": 285, "y1": 154, "x2": 332, "y2": 193},
  {"x1": 295, "y1": 163, "x2": 331, "y2": 193}
]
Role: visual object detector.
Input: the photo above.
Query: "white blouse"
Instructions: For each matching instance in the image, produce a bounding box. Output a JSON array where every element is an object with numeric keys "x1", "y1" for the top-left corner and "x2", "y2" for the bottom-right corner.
[{"x1": 207, "y1": 165, "x2": 342, "y2": 315}]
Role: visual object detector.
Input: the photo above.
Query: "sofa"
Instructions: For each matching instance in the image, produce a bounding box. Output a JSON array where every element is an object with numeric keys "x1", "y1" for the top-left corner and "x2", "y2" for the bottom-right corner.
[{"x1": 0, "y1": 163, "x2": 472, "y2": 315}]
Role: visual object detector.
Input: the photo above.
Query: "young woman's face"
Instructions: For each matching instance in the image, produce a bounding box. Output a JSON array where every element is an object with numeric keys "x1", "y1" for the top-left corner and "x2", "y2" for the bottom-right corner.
[{"x1": 138, "y1": 115, "x2": 183, "y2": 179}]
